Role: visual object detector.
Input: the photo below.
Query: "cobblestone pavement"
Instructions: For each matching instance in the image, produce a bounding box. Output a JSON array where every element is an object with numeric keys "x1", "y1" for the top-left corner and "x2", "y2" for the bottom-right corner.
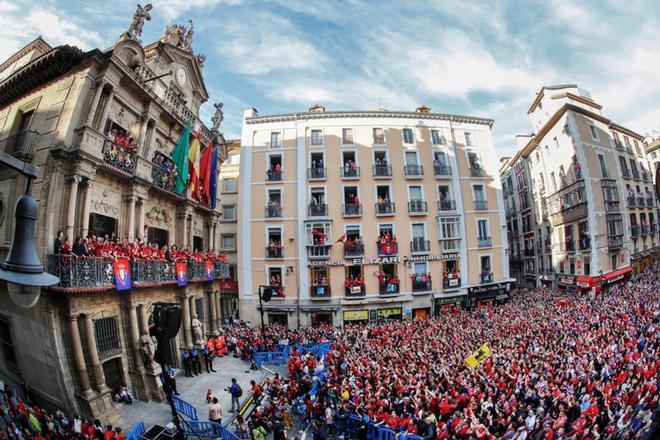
[{"x1": 115, "y1": 355, "x2": 281, "y2": 432}]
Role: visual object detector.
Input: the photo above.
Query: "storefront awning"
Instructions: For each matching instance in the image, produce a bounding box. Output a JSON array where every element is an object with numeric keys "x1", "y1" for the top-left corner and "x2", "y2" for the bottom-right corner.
[
  {"x1": 575, "y1": 276, "x2": 595, "y2": 288},
  {"x1": 603, "y1": 266, "x2": 631, "y2": 284}
]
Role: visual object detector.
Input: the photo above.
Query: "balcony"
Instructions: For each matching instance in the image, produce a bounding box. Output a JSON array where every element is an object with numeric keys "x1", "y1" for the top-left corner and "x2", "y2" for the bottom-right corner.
[
  {"x1": 307, "y1": 167, "x2": 327, "y2": 180},
  {"x1": 373, "y1": 135, "x2": 385, "y2": 144},
  {"x1": 646, "y1": 197, "x2": 655, "y2": 207},
  {"x1": 548, "y1": 180, "x2": 587, "y2": 226},
  {"x1": 377, "y1": 241, "x2": 398, "y2": 256},
  {"x1": 379, "y1": 282, "x2": 400, "y2": 295},
  {"x1": 443, "y1": 277, "x2": 461, "y2": 289},
  {"x1": 438, "y1": 200, "x2": 456, "y2": 211},
  {"x1": 469, "y1": 166, "x2": 484, "y2": 177},
  {"x1": 636, "y1": 195, "x2": 646, "y2": 206},
  {"x1": 265, "y1": 205, "x2": 282, "y2": 218},
  {"x1": 408, "y1": 200, "x2": 428, "y2": 215},
  {"x1": 266, "y1": 169, "x2": 282, "y2": 182},
  {"x1": 410, "y1": 239, "x2": 430, "y2": 253},
  {"x1": 266, "y1": 246, "x2": 283, "y2": 259},
  {"x1": 345, "y1": 285, "x2": 365, "y2": 298},
  {"x1": 152, "y1": 163, "x2": 177, "y2": 193},
  {"x1": 308, "y1": 203, "x2": 328, "y2": 217},
  {"x1": 102, "y1": 140, "x2": 137, "y2": 175},
  {"x1": 565, "y1": 240, "x2": 575, "y2": 252},
  {"x1": 641, "y1": 225, "x2": 650, "y2": 235},
  {"x1": 524, "y1": 248, "x2": 535, "y2": 257},
  {"x1": 478, "y1": 237, "x2": 492, "y2": 248},
  {"x1": 630, "y1": 225, "x2": 641, "y2": 237},
  {"x1": 308, "y1": 244, "x2": 331, "y2": 259},
  {"x1": 621, "y1": 168, "x2": 631, "y2": 178},
  {"x1": 341, "y1": 166, "x2": 360, "y2": 179},
  {"x1": 480, "y1": 272, "x2": 493, "y2": 284},
  {"x1": 412, "y1": 279, "x2": 432, "y2": 292},
  {"x1": 342, "y1": 203, "x2": 363, "y2": 217},
  {"x1": 310, "y1": 285, "x2": 331, "y2": 299},
  {"x1": 0, "y1": 129, "x2": 38, "y2": 161},
  {"x1": 615, "y1": 140, "x2": 624, "y2": 151},
  {"x1": 373, "y1": 165, "x2": 392, "y2": 178},
  {"x1": 375, "y1": 201, "x2": 395, "y2": 216},
  {"x1": 344, "y1": 243, "x2": 364, "y2": 258},
  {"x1": 632, "y1": 169, "x2": 640, "y2": 179},
  {"x1": 608, "y1": 235, "x2": 623, "y2": 249},
  {"x1": 474, "y1": 200, "x2": 488, "y2": 211},
  {"x1": 404, "y1": 164, "x2": 424, "y2": 177},
  {"x1": 47, "y1": 256, "x2": 229, "y2": 290},
  {"x1": 642, "y1": 171, "x2": 651, "y2": 182},
  {"x1": 579, "y1": 237, "x2": 591, "y2": 251},
  {"x1": 652, "y1": 223, "x2": 660, "y2": 234},
  {"x1": 605, "y1": 201, "x2": 620, "y2": 213},
  {"x1": 544, "y1": 238, "x2": 551, "y2": 250},
  {"x1": 434, "y1": 165, "x2": 452, "y2": 177}
]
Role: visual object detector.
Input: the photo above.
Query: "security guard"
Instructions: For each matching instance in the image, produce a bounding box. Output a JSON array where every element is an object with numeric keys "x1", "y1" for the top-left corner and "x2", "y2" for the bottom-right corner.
[
  {"x1": 182, "y1": 349, "x2": 193, "y2": 378},
  {"x1": 203, "y1": 346, "x2": 216, "y2": 373},
  {"x1": 191, "y1": 347, "x2": 202, "y2": 375}
]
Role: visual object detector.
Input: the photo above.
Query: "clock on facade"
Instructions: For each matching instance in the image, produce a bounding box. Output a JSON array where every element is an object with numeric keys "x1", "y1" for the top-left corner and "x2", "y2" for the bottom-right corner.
[{"x1": 175, "y1": 67, "x2": 187, "y2": 86}]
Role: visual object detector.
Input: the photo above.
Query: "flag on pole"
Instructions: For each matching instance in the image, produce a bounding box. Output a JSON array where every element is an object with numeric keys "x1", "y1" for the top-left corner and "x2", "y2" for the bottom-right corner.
[
  {"x1": 208, "y1": 147, "x2": 218, "y2": 209},
  {"x1": 170, "y1": 121, "x2": 191, "y2": 195},
  {"x1": 188, "y1": 132, "x2": 202, "y2": 198},
  {"x1": 199, "y1": 142, "x2": 214, "y2": 205}
]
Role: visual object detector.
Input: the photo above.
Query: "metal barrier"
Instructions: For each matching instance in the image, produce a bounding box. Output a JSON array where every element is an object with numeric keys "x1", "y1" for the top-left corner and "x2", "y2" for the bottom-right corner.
[
  {"x1": 172, "y1": 395, "x2": 199, "y2": 421},
  {"x1": 125, "y1": 421, "x2": 145, "y2": 440},
  {"x1": 180, "y1": 420, "x2": 241, "y2": 440}
]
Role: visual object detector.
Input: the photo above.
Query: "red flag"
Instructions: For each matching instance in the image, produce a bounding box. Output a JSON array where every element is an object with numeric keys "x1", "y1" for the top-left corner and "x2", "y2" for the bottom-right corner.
[
  {"x1": 188, "y1": 132, "x2": 202, "y2": 199},
  {"x1": 199, "y1": 142, "x2": 214, "y2": 205},
  {"x1": 335, "y1": 233, "x2": 347, "y2": 243}
]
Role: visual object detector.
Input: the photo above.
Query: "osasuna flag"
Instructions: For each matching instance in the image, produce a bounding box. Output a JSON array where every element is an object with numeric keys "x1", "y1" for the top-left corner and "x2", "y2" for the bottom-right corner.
[
  {"x1": 205, "y1": 260, "x2": 214, "y2": 281},
  {"x1": 114, "y1": 258, "x2": 132, "y2": 291},
  {"x1": 176, "y1": 262, "x2": 188, "y2": 286},
  {"x1": 188, "y1": 132, "x2": 201, "y2": 198},
  {"x1": 171, "y1": 121, "x2": 191, "y2": 195},
  {"x1": 199, "y1": 142, "x2": 213, "y2": 205}
]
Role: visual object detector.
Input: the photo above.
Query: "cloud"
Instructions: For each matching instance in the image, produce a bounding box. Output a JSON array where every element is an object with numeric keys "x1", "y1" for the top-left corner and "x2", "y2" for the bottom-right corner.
[{"x1": 157, "y1": 0, "x2": 243, "y2": 20}]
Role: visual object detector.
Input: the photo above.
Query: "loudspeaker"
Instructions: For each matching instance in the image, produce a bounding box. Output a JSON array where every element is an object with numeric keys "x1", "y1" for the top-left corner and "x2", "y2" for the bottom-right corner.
[
  {"x1": 155, "y1": 306, "x2": 182, "y2": 338},
  {"x1": 261, "y1": 287, "x2": 272, "y2": 302}
]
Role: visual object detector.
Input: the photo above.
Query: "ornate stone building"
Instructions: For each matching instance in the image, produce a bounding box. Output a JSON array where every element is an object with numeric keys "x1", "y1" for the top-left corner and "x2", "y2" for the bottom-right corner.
[{"x1": 0, "y1": 8, "x2": 233, "y2": 421}]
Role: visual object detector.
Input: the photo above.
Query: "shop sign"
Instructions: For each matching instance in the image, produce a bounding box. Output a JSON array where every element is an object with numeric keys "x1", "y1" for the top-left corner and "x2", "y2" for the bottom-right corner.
[
  {"x1": 559, "y1": 276, "x2": 575, "y2": 286},
  {"x1": 377, "y1": 308, "x2": 402, "y2": 317},
  {"x1": 576, "y1": 281, "x2": 590, "y2": 288},
  {"x1": 495, "y1": 294, "x2": 509, "y2": 300},
  {"x1": 352, "y1": 256, "x2": 399, "y2": 265},
  {"x1": 469, "y1": 283, "x2": 505, "y2": 295},
  {"x1": 435, "y1": 296, "x2": 463, "y2": 305},
  {"x1": 446, "y1": 278, "x2": 460, "y2": 287},
  {"x1": 405, "y1": 253, "x2": 459, "y2": 263},
  {"x1": 604, "y1": 274, "x2": 624, "y2": 284},
  {"x1": 404, "y1": 309, "x2": 412, "y2": 315},
  {"x1": 343, "y1": 310, "x2": 368, "y2": 321},
  {"x1": 308, "y1": 260, "x2": 344, "y2": 267}
]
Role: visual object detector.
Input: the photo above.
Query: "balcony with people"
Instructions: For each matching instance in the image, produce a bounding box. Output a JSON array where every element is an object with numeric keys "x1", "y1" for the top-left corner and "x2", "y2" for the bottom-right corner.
[
  {"x1": 308, "y1": 189, "x2": 328, "y2": 217},
  {"x1": 411, "y1": 272, "x2": 432, "y2": 292},
  {"x1": 268, "y1": 269, "x2": 285, "y2": 299},
  {"x1": 341, "y1": 155, "x2": 360, "y2": 179},
  {"x1": 433, "y1": 162, "x2": 451, "y2": 177},
  {"x1": 443, "y1": 260, "x2": 461, "y2": 289},
  {"x1": 266, "y1": 231, "x2": 284, "y2": 258},
  {"x1": 342, "y1": 188, "x2": 362, "y2": 217},
  {"x1": 265, "y1": 194, "x2": 282, "y2": 218},
  {"x1": 307, "y1": 158, "x2": 327, "y2": 180},
  {"x1": 266, "y1": 156, "x2": 282, "y2": 182},
  {"x1": 344, "y1": 266, "x2": 365, "y2": 298},
  {"x1": 438, "y1": 187, "x2": 456, "y2": 211},
  {"x1": 480, "y1": 270, "x2": 493, "y2": 284},
  {"x1": 151, "y1": 151, "x2": 178, "y2": 193},
  {"x1": 377, "y1": 267, "x2": 400, "y2": 295},
  {"x1": 343, "y1": 233, "x2": 364, "y2": 258},
  {"x1": 103, "y1": 127, "x2": 138, "y2": 174},
  {"x1": 468, "y1": 152, "x2": 484, "y2": 177},
  {"x1": 375, "y1": 185, "x2": 395, "y2": 215},
  {"x1": 377, "y1": 231, "x2": 398, "y2": 256},
  {"x1": 310, "y1": 267, "x2": 330, "y2": 299},
  {"x1": 373, "y1": 152, "x2": 392, "y2": 178},
  {"x1": 548, "y1": 179, "x2": 587, "y2": 226}
]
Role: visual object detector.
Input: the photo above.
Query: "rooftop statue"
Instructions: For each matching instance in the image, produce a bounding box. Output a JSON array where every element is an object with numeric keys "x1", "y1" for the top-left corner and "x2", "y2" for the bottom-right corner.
[
  {"x1": 211, "y1": 102, "x2": 224, "y2": 131},
  {"x1": 161, "y1": 19, "x2": 195, "y2": 52},
  {"x1": 128, "y1": 4, "x2": 153, "y2": 39}
]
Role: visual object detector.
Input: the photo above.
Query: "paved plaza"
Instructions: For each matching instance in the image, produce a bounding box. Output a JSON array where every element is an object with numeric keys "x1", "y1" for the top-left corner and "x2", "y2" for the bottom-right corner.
[{"x1": 115, "y1": 355, "x2": 282, "y2": 432}]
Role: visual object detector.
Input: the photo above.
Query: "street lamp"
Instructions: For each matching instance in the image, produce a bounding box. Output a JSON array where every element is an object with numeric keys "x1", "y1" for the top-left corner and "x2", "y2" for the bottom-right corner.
[{"x1": 0, "y1": 150, "x2": 59, "y2": 308}]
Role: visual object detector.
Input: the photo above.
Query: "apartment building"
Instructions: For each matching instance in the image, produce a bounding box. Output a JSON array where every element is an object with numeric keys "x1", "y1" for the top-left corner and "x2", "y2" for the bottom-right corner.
[
  {"x1": 238, "y1": 105, "x2": 511, "y2": 327},
  {"x1": 502, "y1": 84, "x2": 659, "y2": 292},
  {"x1": 645, "y1": 135, "x2": 660, "y2": 189}
]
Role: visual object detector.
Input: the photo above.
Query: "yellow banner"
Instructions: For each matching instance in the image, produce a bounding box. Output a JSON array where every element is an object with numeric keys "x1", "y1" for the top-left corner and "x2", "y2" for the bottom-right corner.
[
  {"x1": 343, "y1": 310, "x2": 368, "y2": 321},
  {"x1": 465, "y1": 343, "x2": 491, "y2": 369}
]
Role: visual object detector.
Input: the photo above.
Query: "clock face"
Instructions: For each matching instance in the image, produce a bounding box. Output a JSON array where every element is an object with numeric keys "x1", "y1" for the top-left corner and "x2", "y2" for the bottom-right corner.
[{"x1": 176, "y1": 67, "x2": 187, "y2": 86}]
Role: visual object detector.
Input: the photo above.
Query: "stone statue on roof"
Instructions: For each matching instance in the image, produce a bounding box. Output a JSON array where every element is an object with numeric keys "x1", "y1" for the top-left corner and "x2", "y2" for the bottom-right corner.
[
  {"x1": 181, "y1": 20, "x2": 194, "y2": 51},
  {"x1": 161, "y1": 19, "x2": 195, "y2": 52},
  {"x1": 128, "y1": 4, "x2": 153, "y2": 39},
  {"x1": 211, "y1": 103, "x2": 224, "y2": 131}
]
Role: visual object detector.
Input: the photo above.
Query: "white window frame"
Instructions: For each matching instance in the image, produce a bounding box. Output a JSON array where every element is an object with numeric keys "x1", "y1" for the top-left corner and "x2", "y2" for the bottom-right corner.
[
  {"x1": 464, "y1": 131, "x2": 474, "y2": 147},
  {"x1": 413, "y1": 261, "x2": 428, "y2": 274},
  {"x1": 344, "y1": 224, "x2": 361, "y2": 236},
  {"x1": 375, "y1": 183, "x2": 393, "y2": 200},
  {"x1": 378, "y1": 223, "x2": 396, "y2": 236},
  {"x1": 373, "y1": 149, "x2": 389, "y2": 164},
  {"x1": 310, "y1": 128, "x2": 324, "y2": 146},
  {"x1": 372, "y1": 127, "x2": 386, "y2": 144},
  {"x1": 588, "y1": 123, "x2": 599, "y2": 141},
  {"x1": 438, "y1": 216, "x2": 461, "y2": 242},
  {"x1": 342, "y1": 127, "x2": 355, "y2": 145},
  {"x1": 266, "y1": 152, "x2": 283, "y2": 173},
  {"x1": 410, "y1": 222, "x2": 427, "y2": 241},
  {"x1": 407, "y1": 184, "x2": 424, "y2": 202},
  {"x1": 437, "y1": 183, "x2": 454, "y2": 201},
  {"x1": 402, "y1": 127, "x2": 415, "y2": 144},
  {"x1": 471, "y1": 184, "x2": 487, "y2": 202},
  {"x1": 479, "y1": 254, "x2": 492, "y2": 272},
  {"x1": 266, "y1": 264, "x2": 285, "y2": 285},
  {"x1": 341, "y1": 184, "x2": 361, "y2": 204},
  {"x1": 269, "y1": 131, "x2": 282, "y2": 148},
  {"x1": 305, "y1": 221, "x2": 332, "y2": 246},
  {"x1": 432, "y1": 148, "x2": 448, "y2": 166},
  {"x1": 266, "y1": 187, "x2": 284, "y2": 210},
  {"x1": 223, "y1": 178, "x2": 237, "y2": 193},
  {"x1": 430, "y1": 129, "x2": 444, "y2": 145},
  {"x1": 309, "y1": 185, "x2": 328, "y2": 205},
  {"x1": 340, "y1": 148, "x2": 359, "y2": 167},
  {"x1": 403, "y1": 149, "x2": 420, "y2": 166},
  {"x1": 222, "y1": 205, "x2": 236, "y2": 221},
  {"x1": 476, "y1": 218, "x2": 490, "y2": 239},
  {"x1": 221, "y1": 233, "x2": 236, "y2": 251}
]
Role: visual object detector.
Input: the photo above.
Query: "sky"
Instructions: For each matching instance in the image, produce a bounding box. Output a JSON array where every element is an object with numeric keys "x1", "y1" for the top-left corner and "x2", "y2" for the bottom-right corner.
[{"x1": 1, "y1": 0, "x2": 659, "y2": 158}]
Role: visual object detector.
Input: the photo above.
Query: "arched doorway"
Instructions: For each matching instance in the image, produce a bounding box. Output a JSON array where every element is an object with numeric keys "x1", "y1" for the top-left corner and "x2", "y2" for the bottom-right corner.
[{"x1": 102, "y1": 357, "x2": 125, "y2": 394}]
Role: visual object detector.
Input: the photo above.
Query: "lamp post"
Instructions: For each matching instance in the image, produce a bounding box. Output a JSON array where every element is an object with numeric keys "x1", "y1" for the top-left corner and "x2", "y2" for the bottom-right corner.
[{"x1": 0, "y1": 150, "x2": 59, "y2": 308}]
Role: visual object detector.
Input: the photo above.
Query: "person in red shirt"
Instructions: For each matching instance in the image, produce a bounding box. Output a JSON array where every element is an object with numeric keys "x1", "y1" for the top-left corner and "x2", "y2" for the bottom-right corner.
[{"x1": 114, "y1": 427, "x2": 124, "y2": 440}]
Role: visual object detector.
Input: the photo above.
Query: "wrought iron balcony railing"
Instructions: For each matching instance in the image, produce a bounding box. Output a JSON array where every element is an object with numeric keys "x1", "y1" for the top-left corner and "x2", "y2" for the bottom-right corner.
[
  {"x1": 469, "y1": 166, "x2": 484, "y2": 177},
  {"x1": 438, "y1": 200, "x2": 456, "y2": 211},
  {"x1": 412, "y1": 279, "x2": 432, "y2": 292},
  {"x1": 341, "y1": 166, "x2": 360, "y2": 179},
  {"x1": 307, "y1": 167, "x2": 327, "y2": 180},
  {"x1": 345, "y1": 285, "x2": 365, "y2": 298},
  {"x1": 434, "y1": 165, "x2": 452, "y2": 177},
  {"x1": 377, "y1": 242, "x2": 398, "y2": 256},
  {"x1": 379, "y1": 283, "x2": 400, "y2": 295},
  {"x1": 308, "y1": 203, "x2": 328, "y2": 217},
  {"x1": 265, "y1": 206, "x2": 282, "y2": 218},
  {"x1": 408, "y1": 200, "x2": 428, "y2": 214},
  {"x1": 478, "y1": 237, "x2": 492, "y2": 248},
  {"x1": 474, "y1": 200, "x2": 488, "y2": 210},
  {"x1": 373, "y1": 165, "x2": 392, "y2": 177},
  {"x1": 266, "y1": 246, "x2": 283, "y2": 258},
  {"x1": 404, "y1": 164, "x2": 424, "y2": 177},
  {"x1": 151, "y1": 163, "x2": 177, "y2": 193},
  {"x1": 342, "y1": 203, "x2": 363, "y2": 217},
  {"x1": 344, "y1": 243, "x2": 364, "y2": 258},
  {"x1": 310, "y1": 285, "x2": 331, "y2": 299},
  {"x1": 375, "y1": 201, "x2": 395, "y2": 215},
  {"x1": 103, "y1": 140, "x2": 137, "y2": 174},
  {"x1": 630, "y1": 225, "x2": 641, "y2": 237},
  {"x1": 0, "y1": 129, "x2": 38, "y2": 160},
  {"x1": 608, "y1": 235, "x2": 623, "y2": 248},
  {"x1": 266, "y1": 170, "x2": 282, "y2": 181}
]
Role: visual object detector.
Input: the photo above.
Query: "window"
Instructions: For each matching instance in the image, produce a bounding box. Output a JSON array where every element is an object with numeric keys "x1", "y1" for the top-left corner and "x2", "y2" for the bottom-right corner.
[
  {"x1": 477, "y1": 219, "x2": 489, "y2": 239},
  {"x1": 306, "y1": 222, "x2": 331, "y2": 245},
  {"x1": 94, "y1": 317, "x2": 121, "y2": 359},
  {"x1": 402, "y1": 128, "x2": 414, "y2": 144},
  {"x1": 405, "y1": 151, "x2": 419, "y2": 165},
  {"x1": 480, "y1": 255, "x2": 491, "y2": 273},
  {"x1": 633, "y1": 140, "x2": 641, "y2": 155},
  {"x1": 147, "y1": 227, "x2": 169, "y2": 247},
  {"x1": 222, "y1": 205, "x2": 235, "y2": 221},
  {"x1": 222, "y1": 234, "x2": 236, "y2": 250},
  {"x1": 408, "y1": 185, "x2": 423, "y2": 201},
  {"x1": 598, "y1": 154, "x2": 609, "y2": 178},
  {"x1": 373, "y1": 128, "x2": 385, "y2": 144},
  {"x1": 464, "y1": 132, "x2": 474, "y2": 147},
  {"x1": 550, "y1": 172, "x2": 557, "y2": 192},
  {"x1": 270, "y1": 132, "x2": 281, "y2": 148},
  {"x1": 611, "y1": 255, "x2": 617, "y2": 270},
  {"x1": 267, "y1": 267, "x2": 284, "y2": 296},
  {"x1": 341, "y1": 151, "x2": 359, "y2": 178},
  {"x1": 412, "y1": 223, "x2": 426, "y2": 240},
  {"x1": 266, "y1": 189, "x2": 282, "y2": 217},
  {"x1": 468, "y1": 152, "x2": 482, "y2": 175},
  {"x1": 0, "y1": 317, "x2": 18, "y2": 372},
  {"x1": 311, "y1": 129, "x2": 323, "y2": 145},
  {"x1": 431, "y1": 129, "x2": 443, "y2": 145},
  {"x1": 433, "y1": 151, "x2": 447, "y2": 166},
  {"x1": 6, "y1": 109, "x2": 35, "y2": 154},
  {"x1": 618, "y1": 156, "x2": 629, "y2": 175},
  {"x1": 223, "y1": 178, "x2": 237, "y2": 193},
  {"x1": 342, "y1": 128, "x2": 354, "y2": 144},
  {"x1": 473, "y1": 184, "x2": 486, "y2": 201},
  {"x1": 588, "y1": 123, "x2": 599, "y2": 140},
  {"x1": 438, "y1": 216, "x2": 461, "y2": 251}
]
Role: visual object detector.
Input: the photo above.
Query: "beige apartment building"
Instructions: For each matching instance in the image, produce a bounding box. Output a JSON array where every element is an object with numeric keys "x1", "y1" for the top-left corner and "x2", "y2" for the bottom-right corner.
[
  {"x1": 238, "y1": 105, "x2": 511, "y2": 327},
  {"x1": 0, "y1": 8, "x2": 232, "y2": 421},
  {"x1": 501, "y1": 85, "x2": 658, "y2": 292}
]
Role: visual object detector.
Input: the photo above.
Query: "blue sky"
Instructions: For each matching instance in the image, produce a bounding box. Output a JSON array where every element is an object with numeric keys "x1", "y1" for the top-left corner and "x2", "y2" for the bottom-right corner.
[{"x1": 2, "y1": 0, "x2": 659, "y2": 157}]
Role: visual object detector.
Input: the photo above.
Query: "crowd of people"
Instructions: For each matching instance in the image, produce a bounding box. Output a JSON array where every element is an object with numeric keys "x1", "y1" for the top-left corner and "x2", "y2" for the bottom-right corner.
[
  {"x1": 105, "y1": 128, "x2": 137, "y2": 169},
  {"x1": 53, "y1": 230, "x2": 227, "y2": 263},
  {"x1": 0, "y1": 381, "x2": 126, "y2": 439},
  {"x1": 236, "y1": 263, "x2": 659, "y2": 439},
  {"x1": 151, "y1": 151, "x2": 179, "y2": 191}
]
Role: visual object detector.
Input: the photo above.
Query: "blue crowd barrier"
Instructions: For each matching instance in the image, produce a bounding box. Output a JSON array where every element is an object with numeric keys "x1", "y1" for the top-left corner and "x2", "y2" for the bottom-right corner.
[
  {"x1": 172, "y1": 395, "x2": 199, "y2": 421},
  {"x1": 125, "y1": 421, "x2": 145, "y2": 440},
  {"x1": 181, "y1": 420, "x2": 241, "y2": 440}
]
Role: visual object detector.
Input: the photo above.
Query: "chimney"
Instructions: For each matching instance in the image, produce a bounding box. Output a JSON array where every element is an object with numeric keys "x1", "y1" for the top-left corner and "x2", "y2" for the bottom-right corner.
[
  {"x1": 308, "y1": 104, "x2": 326, "y2": 113},
  {"x1": 415, "y1": 105, "x2": 431, "y2": 113}
]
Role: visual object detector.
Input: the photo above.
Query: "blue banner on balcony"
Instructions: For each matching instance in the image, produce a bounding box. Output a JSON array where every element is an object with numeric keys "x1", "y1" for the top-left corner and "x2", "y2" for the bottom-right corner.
[
  {"x1": 114, "y1": 258, "x2": 132, "y2": 291},
  {"x1": 176, "y1": 262, "x2": 188, "y2": 286},
  {"x1": 205, "y1": 260, "x2": 214, "y2": 281}
]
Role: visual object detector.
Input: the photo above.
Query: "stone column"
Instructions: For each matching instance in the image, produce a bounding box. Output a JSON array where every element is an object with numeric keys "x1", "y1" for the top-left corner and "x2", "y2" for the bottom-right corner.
[
  {"x1": 181, "y1": 296, "x2": 192, "y2": 348},
  {"x1": 137, "y1": 199, "x2": 146, "y2": 241},
  {"x1": 212, "y1": 223, "x2": 218, "y2": 251},
  {"x1": 80, "y1": 180, "x2": 94, "y2": 238},
  {"x1": 208, "y1": 291, "x2": 217, "y2": 335},
  {"x1": 139, "y1": 304, "x2": 150, "y2": 334},
  {"x1": 180, "y1": 214, "x2": 188, "y2": 248},
  {"x1": 96, "y1": 86, "x2": 116, "y2": 131},
  {"x1": 206, "y1": 222, "x2": 213, "y2": 251},
  {"x1": 128, "y1": 305, "x2": 145, "y2": 372},
  {"x1": 187, "y1": 215, "x2": 194, "y2": 249},
  {"x1": 85, "y1": 80, "x2": 106, "y2": 126},
  {"x1": 127, "y1": 196, "x2": 137, "y2": 241},
  {"x1": 67, "y1": 315, "x2": 93, "y2": 397},
  {"x1": 215, "y1": 291, "x2": 223, "y2": 330},
  {"x1": 66, "y1": 176, "x2": 82, "y2": 239},
  {"x1": 83, "y1": 315, "x2": 108, "y2": 392}
]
